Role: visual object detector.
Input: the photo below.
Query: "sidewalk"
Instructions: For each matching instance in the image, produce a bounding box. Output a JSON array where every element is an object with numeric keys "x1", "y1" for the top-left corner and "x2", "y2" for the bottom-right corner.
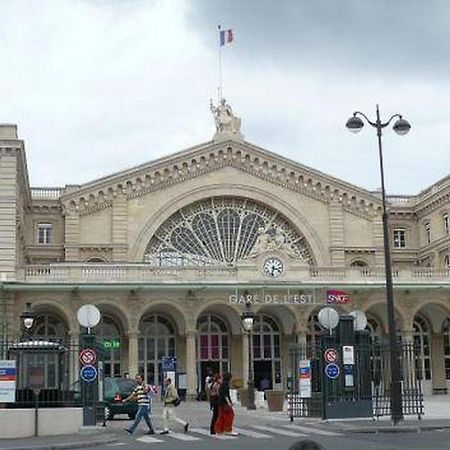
[
  {"x1": 1, "y1": 395, "x2": 450, "y2": 449},
  {"x1": 322, "y1": 394, "x2": 450, "y2": 433},
  {"x1": 0, "y1": 428, "x2": 118, "y2": 450}
]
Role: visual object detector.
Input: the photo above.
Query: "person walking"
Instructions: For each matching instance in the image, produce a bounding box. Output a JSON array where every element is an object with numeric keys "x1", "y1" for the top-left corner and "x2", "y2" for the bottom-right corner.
[
  {"x1": 160, "y1": 377, "x2": 189, "y2": 435},
  {"x1": 123, "y1": 374, "x2": 155, "y2": 435},
  {"x1": 215, "y1": 372, "x2": 238, "y2": 436},
  {"x1": 209, "y1": 373, "x2": 221, "y2": 435}
]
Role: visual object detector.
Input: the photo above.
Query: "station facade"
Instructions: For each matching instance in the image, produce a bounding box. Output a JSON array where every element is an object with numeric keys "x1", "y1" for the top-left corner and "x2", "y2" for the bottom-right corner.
[{"x1": 0, "y1": 107, "x2": 449, "y2": 397}]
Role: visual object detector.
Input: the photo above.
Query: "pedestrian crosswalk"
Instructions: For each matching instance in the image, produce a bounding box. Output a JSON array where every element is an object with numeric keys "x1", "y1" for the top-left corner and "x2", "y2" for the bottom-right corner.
[{"x1": 111, "y1": 424, "x2": 343, "y2": 446}]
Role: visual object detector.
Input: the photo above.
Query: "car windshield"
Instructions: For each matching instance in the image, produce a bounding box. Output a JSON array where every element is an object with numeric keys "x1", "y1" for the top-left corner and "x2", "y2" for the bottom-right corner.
[{"x1": 104, "y1": 378, "x2": 137, "y2": 397}]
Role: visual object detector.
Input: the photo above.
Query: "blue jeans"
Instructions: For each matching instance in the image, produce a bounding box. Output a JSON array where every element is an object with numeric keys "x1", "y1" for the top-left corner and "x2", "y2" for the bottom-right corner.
[{"x1": 128, "y1": 405, "x2": 154, "y2": 433}]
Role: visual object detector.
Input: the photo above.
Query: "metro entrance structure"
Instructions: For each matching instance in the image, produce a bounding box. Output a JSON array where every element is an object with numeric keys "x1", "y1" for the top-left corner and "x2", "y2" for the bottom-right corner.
[{"x1": 1, "y1": 100, "x2": 449, "y2": 406}]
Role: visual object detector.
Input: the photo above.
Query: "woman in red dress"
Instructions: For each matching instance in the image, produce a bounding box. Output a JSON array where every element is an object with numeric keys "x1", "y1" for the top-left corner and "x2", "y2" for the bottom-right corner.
[{"x1": 214, "y1": 372, "x2": 238, "y2": 436}]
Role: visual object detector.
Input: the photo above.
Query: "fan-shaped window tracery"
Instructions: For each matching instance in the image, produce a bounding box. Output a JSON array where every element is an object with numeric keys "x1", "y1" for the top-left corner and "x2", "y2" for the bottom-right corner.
[{"x1": 144, "y1": 197, "x2": 313, "y2": 266}]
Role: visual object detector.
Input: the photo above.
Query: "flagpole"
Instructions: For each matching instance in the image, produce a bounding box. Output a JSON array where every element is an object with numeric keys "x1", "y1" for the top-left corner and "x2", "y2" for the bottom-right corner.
[{"x1": 218, "y1": 24, "x2": 223, "y2": 102}]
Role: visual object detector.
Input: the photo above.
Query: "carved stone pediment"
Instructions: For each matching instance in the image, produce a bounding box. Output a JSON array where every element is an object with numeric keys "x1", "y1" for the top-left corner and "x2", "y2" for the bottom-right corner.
[{"x1": 59, "y1": 139, "x2": 384, "y2": 219}]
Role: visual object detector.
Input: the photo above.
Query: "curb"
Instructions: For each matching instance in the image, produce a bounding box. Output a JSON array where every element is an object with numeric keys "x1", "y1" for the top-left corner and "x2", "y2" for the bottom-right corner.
[
  {"x1": 345, "y1": 425, "x2": 450, "y2": 434},
  {"x1": 0, "y1": 436, "x2": 119, "y2": 450}
]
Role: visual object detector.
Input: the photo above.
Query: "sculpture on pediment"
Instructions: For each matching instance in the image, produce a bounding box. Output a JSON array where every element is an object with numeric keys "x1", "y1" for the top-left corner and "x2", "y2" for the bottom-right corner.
[
  {"x1": 249, "y1": 226, "x2": 297, "y2": 257},
  {"x1": 210, "y1": 98, "x2": 243, "y2": 141}
]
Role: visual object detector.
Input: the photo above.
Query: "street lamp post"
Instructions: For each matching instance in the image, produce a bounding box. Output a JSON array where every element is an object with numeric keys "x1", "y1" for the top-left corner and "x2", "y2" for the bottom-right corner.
[
  {"x1": 241, "y1": 301, "x2": 256, "y2": 410},
  {"x1": 346, "y1": 105, "x2": 411, "y2": 425}
]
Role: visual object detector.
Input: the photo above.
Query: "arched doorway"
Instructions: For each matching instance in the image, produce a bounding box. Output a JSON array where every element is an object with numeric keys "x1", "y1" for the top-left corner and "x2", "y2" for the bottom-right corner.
[
  {"x1": 252, "y1": 314, "x2": 281, "y2": 390},
  {"x1": 138, "y1": 314, "x2": 176, "y2": 385},
  {"x1": 97, "y1": 316, "x2": 123, "y2": 378},
  {"x1": 197, "y1": 314, "x2": 230, "y2": 389}
]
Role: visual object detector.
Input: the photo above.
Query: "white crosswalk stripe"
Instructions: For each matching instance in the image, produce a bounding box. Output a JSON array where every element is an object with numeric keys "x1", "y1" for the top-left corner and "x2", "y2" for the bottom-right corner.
[
  {"x1": 117, "y1": 424, "x2": 344, "y2": 446},
  {"x1": 190, "y1": 428, "x2": 236, "y2": 439},
  {"x1": 166, "y1": 431, "x2": 201, "y2": 441},
  {"x1": 233, "y1": 427, "x2": 273, "y2": 439},
  {"x1": 136, "y1": 436, "x2": 164, "y2": 443},
  {"x1": 283, "y1": 424, "x2": 343, "y2": 436},
  {"x1": 250, "y1": 425, "x2": 307, "y2": 437}
]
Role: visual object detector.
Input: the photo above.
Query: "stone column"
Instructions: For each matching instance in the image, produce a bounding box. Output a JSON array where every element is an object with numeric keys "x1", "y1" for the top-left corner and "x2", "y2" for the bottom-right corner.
[
  {"x1": 0, "y1": 291, "x2": 14, "y2": 357},
  {"x1": 329, "y1": 198, "x2": 345, "y2": 266},
  {"x1": 242, "y1": 333, "x2": 249, "y2": 388},
  {"x1": 401, "y1": 330, "x2": 416, "y2": 386},
  {"x1": 373, "y1": 215, "x2": 385, "y2": 266},
  {"x1": 112, "y1": 191, "x2": 128, "y2": 261},
  {"x1": 127, "y1": 330, "x2": 139, "y2": 377},
  {"x1": 64, "y1": 207, "x2": 80, "y2": 261},
  {"x1": 0, "y1": 145, "x2": 18, "y2": 278},
  {"x1": 431, "y1": 334, "x2": 447, "y2": 394},
  {"x1": 296, "y1": 333, "x2": 308, "y2": 359},
  {"x1": 69, "y1": 330, "x2": 80, "y2": 386},
  {"x1": 186, "y1": 330, "x2": 198, "y2": 398}
]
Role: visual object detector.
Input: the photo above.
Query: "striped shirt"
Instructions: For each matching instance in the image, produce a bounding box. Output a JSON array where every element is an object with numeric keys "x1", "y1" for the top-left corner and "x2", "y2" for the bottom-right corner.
[{"x1": 133, "y1": 384, "x2": 150, "y2": 406}]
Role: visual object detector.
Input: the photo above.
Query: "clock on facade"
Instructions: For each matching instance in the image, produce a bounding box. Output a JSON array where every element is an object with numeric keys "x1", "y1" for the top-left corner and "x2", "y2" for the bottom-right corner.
[{"x1": 263, "y1": 257, "x2": 284, "y2": 278}]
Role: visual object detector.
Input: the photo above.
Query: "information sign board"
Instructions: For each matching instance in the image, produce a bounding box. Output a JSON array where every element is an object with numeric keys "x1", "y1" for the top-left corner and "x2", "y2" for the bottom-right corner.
[
  {"x1": 298, "y1": 360, "x2": 311, "y2": 398},
  {"x1": 0, "y1": 360, "x2": 16, "y2": 403}
]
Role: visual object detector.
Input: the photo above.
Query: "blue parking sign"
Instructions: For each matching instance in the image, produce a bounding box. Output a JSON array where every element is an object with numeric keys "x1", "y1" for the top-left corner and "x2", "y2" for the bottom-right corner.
[
  {"x1": 161, "y1": 356, "x2": 176, "y2": 372},
  {"x1": 80, "y1": 365, "x2": 97, "y2": 382},
  {"x1": 325, "y1": 363, "x2": 340, "y2": 380}
]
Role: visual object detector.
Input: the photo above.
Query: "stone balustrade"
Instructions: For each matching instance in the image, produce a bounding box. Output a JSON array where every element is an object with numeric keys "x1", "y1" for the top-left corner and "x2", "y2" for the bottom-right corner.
[
  {"x1": 17, "y1": 263, "x2": 450, "y2": 285},
  {"x1": 31, "y1": 187, "x2": 63, "y2": 199}
]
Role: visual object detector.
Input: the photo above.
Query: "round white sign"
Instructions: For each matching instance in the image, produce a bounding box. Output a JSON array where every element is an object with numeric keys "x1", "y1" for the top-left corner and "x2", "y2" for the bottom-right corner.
[
  {"x1": 318, "y1": 307, "x2": 340, "y2": 330},
  {"x1": 349, "y1": 310, "x2": 368, "y2": 331},
  {"x1": 77, "y1": 304, "x2": 101, "y2": 329}
]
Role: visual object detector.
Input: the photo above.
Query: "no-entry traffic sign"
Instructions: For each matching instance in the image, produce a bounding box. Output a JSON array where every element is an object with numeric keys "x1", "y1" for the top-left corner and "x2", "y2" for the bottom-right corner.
[
  {"x1": 324, "y1": 348, "x2": 339, "y2": 364},
  {"x1": 79, "y1": 348, "x2": 97, "y2": 366}
]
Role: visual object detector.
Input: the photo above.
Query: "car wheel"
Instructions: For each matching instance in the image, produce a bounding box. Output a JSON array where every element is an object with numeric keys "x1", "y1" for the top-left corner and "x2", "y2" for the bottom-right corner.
[{"x1": 128, "y1": 413, "x2": 136, "y2": 420}]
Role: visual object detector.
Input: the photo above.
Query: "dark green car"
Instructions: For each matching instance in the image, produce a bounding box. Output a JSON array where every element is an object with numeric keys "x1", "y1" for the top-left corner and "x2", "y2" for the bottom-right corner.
[{"x1": 104, "y1": 377, "x2": 139, "y2": 420}]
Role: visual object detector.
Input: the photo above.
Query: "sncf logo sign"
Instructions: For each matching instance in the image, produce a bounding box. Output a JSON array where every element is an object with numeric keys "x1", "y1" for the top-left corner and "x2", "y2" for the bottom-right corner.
[{"x1": 326, "y1": 289, "x2": 350, "y2": 304}]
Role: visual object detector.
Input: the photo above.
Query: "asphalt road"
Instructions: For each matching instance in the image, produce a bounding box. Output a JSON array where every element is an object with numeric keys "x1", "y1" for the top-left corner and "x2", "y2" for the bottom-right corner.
[{"x1": 88, "y1": 426, "x2": 450, "y2": 450}]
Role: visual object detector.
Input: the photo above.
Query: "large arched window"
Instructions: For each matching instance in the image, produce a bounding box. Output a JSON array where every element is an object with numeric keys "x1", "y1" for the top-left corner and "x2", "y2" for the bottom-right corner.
[
  {"x1": 33, "y1": 312, "x2": 68, "y2": 342},
  {"x1": 139, "y1": 315, "x2": 176, "y2": 385},
  {"x1": 97, "y1": 316, "x2": 122, "y2": 378},
  {"x1": 413, "y1": 315, "x2": 431, "y2": 380},
  {"x1": 252, "y1": 315, "x2": 281, "y2": 390},
  {"x1": 144, "y1": 197, "x2": 313, "y2": 266},
  {"x1": 197, "y1": 314, "x2": 229, "y2": 388},
  {"x1": 366, "y1": 316, "x2": 382, "y2": 345}
]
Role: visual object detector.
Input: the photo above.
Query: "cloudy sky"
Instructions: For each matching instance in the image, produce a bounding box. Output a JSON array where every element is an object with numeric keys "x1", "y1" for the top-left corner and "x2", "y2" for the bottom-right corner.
[{"x1": 1, "y1": 0, "x2": 449, "y2": 195}]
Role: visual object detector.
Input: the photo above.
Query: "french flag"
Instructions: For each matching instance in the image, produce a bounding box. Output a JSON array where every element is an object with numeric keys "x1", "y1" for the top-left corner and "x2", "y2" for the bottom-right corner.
[{"x1": 220, "y1": 29, "x2": 233, "y2": 46}]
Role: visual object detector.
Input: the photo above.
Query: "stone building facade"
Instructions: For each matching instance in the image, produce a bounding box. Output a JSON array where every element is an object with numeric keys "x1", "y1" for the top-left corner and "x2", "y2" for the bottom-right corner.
[{"x1": 0, "y1": 110, "x2": 449, "y2": 397}]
